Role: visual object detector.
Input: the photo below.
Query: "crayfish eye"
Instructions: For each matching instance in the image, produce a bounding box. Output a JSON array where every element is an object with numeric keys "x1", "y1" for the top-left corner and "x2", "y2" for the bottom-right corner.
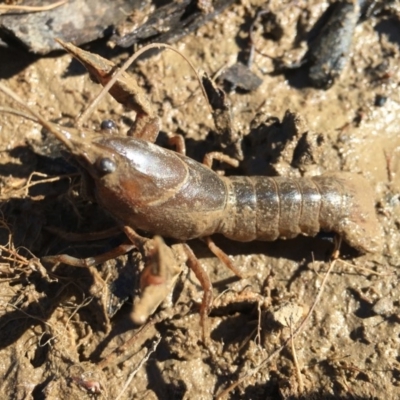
[
  {"x1": 100, "y1": 119, "x2": 116, "y2": 131},
  {"x1": 96, "y1": 157, "x2": 116, "y2": 174}
]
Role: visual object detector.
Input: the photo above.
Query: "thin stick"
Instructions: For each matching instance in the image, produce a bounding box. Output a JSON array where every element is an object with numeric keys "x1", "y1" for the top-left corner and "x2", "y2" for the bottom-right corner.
[
  {"x1": 0, "y1": 107, "x2": 38, "y2": 122},
  {"x1": 6, "y1": 302, "x2": 54, "y2": 328},
  {"x1": 23, "y1": 172, "x2": 77, "y2": 196},
  {"x1": 77, "y1": 43, "x2": 212, "y2": 126},
  {"x1": 216, "y1": 259, "x2": 336, "y2": 399},
  {"x1": 0, "y1": 172, "x2": 78, "y2": 200},
  {"x1": 337, "y1": 258, "x2": 391, "y2": 277},
  {"x1": 115, "y1": 334, "x2": 161, "y2": 400},
  {"x1": 289, "y1": 316, "x2": 304, "y2": 394},
  {"x1": 255, "y1": 300, "x2": 262, "y2": 346},
  {"x1": 0, "y1": 0, "x2": 67, "y2": 13}
]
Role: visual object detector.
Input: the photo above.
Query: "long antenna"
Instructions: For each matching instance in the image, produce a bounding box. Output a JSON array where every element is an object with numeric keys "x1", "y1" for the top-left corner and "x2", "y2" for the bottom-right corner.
[
  {"x1": 72, "y1": 42, "x2": 212, "y2": 127},
  {"x1": 0, "y1": 81, "x2": 73, "y2": 149}
]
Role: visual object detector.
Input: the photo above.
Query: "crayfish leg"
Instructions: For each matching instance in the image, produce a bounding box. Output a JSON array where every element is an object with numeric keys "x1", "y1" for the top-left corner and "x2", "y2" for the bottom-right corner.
[
  {"x1": 181, "y1": 243, "x2": 213, "y2": 344},
  {"x1": 122, "y1": 226, "x2": 148, "y2": 250},
  {"x1": 203, "y1": 151, "x2": 239, "y2": 169},
  {"x1": 42, "y1": 243, "x2": 135, "y2": 268},
  {"x1": 166, "y1": 132, "x2": 186, "y2": 154},
  {"x1": 204, "y1": 236, "x2": 244, "y2": 279},
  {"x1": 45, "y1": 226, "x2": 121, "y2": 242},
  {"x1": 331, "y1": 235, "x2": 342, "y2": 260}
]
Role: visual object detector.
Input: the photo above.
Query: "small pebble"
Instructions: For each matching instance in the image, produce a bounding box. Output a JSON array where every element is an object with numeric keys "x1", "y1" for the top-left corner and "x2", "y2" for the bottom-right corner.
[{"x1": 372, "y1": 297, "x2": 393, "y2": 316}]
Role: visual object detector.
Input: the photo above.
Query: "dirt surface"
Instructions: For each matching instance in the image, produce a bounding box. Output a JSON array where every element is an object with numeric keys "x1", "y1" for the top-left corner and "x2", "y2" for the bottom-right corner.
[{"x1": 0, "y1": 1, "x2": 400, "y2": 399}]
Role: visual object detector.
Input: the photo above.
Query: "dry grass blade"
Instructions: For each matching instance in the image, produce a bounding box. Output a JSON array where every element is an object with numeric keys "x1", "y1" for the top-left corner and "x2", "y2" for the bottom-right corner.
[
  {"x1": 0, "y1": 0, "x2": 67, "y2": 13},
  {"x1": 216, "y1": 259, "x2": 337, "y2": 399}
]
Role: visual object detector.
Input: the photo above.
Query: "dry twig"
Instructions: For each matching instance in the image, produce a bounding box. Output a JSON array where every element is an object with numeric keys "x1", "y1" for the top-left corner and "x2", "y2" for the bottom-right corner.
[
  {"x1": 0, "y1": 0, "x2": 67, "y2": 13},
  {"x1": 216, "y1": 259, "x2": 337, "y2": 399}
]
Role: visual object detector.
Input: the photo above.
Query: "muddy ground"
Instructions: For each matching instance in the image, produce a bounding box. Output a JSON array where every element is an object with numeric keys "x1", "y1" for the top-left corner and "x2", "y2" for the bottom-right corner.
[{"x1": 1, "y1": 1, "x2": 400, "y2": 399}]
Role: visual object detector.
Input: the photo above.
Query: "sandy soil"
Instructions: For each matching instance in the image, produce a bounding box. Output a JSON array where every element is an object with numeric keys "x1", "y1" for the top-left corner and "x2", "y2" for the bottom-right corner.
[{"x1": 0, "y1": 1, "x2": 400, "y2": 399}]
